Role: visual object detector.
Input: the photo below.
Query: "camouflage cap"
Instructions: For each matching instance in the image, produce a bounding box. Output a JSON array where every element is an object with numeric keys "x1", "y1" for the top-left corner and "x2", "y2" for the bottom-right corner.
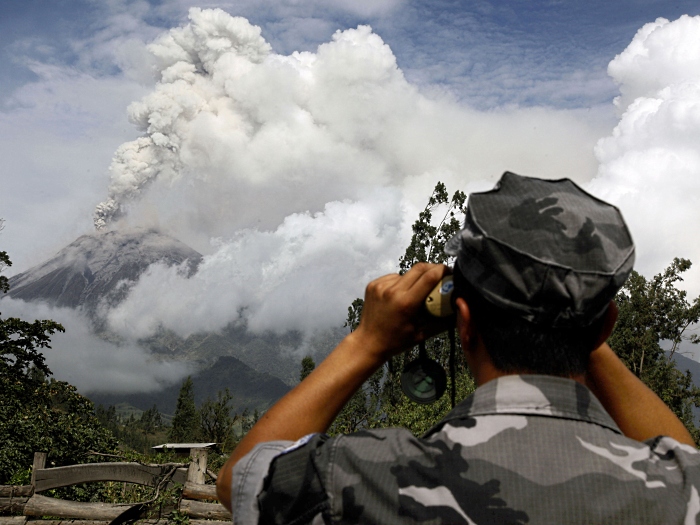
[{"x1": 445, "y1": 172, "x2": 635, "y2": 327}]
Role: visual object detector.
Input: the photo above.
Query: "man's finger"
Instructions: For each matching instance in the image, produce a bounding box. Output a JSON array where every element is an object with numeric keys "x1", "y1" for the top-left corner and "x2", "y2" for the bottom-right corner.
[{"x1": 401, "y1": 263, "x2": 448, "y2": 301}]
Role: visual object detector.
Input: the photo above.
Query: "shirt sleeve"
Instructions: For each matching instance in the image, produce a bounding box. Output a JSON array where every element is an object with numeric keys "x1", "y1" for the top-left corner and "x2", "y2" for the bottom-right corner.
[
  {"x1": 230, "y1": 440, "x2": 293, "y2": 524},
  {"x1": 257, "y1": 433, "x2": 331, "y2": 525}
]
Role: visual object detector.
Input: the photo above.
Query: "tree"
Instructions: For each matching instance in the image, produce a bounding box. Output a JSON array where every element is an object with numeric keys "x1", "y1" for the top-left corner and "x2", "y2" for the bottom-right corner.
[
  {"x1": 199, "y1": 388, "x2": 237, "y2": 449},
  {"x1": 1, "y1": 233, "x2": 117, "y2": 482},
  {"x1": 169, "y1": 376, "x2": 199, "y2": 442},
  {"x1": 398, "y1": 182, "x2": 467, "y2": 274},
  {"x1": 343, "y1": 298, "x2": 364, "y2": 332},
  {"x1": 608, "y1": 258, "x2": 700, "y2": 442},
  {"x1": 332, "y1": 182, "x2": 475, "y2": 436},
  {"x1": 0, "y1": 219, "x2": 9, "y2": 294},
  {"x1": 140, "y1": 404, "x2": 163, "y2": 434},
  {"x1": 299, "y1": 355, "x2": 315, "y2": 381}
]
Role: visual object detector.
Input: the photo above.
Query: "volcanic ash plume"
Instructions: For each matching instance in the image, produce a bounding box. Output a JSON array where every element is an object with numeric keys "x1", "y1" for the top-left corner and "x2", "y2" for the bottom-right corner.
[
  {"x1": 589, "y1": 15, "x2": 700, "y2": 287},
  {"x1": 93, "y1": 7, "x2": 598, "y2": 235},
  {"x1": 93, "y1": 8, "x2": 272, "y2": 229}
]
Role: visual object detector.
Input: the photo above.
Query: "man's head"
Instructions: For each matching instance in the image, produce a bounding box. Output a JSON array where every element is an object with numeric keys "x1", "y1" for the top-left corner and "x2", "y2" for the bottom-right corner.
[{"x1": 445, "y1": 172, "x2": 634, "y2": 377}]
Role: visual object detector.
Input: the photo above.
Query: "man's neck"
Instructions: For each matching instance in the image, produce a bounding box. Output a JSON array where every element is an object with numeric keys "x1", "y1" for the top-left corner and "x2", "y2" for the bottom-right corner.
[{"x1": 467, "y1": 340, "x2": 586, "y2": 388}]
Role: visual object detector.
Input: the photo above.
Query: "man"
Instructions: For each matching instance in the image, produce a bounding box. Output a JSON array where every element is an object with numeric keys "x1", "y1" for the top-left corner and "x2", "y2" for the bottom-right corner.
[{"x1": 217, "y1": 172, "x2": 700, "y2": 524}]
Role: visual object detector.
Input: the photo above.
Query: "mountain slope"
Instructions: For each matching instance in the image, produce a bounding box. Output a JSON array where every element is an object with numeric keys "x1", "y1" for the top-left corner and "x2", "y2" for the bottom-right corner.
[
  {"x1": 89, "y1": 355, "x2": 290, "y2": 415},
  {"x1": 7, "y1": 229, "x2": 202, "y2": 309}
]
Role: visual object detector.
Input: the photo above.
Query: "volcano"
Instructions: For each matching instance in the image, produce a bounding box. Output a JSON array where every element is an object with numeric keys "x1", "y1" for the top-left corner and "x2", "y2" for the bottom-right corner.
[
  {"x1": 3, "y1": 228, "x2": 296, "y2": 412},
  {"x1": 7, "y1": 229, "x2": 202, "y2": 309}
]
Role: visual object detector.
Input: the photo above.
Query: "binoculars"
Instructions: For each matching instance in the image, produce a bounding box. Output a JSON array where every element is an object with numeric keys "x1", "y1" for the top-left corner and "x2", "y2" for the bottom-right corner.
[{"x1": 400, "y1": 276, "x2": 455, "y2": 404}]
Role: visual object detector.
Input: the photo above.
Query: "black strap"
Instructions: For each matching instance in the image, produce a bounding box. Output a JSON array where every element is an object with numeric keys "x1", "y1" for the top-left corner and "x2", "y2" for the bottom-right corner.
[{"x1": 449, "y1": 326, "x2": 456, "y2": 409}]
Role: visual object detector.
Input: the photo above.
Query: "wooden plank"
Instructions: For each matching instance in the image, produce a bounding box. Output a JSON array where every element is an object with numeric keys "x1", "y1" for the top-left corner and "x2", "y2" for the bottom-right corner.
[
  {"x1": 182, "y1": 482, "x2": 218, "y2": 501},
  {"x1": 187, "y1": 449, "x2": 207, "y2": 486},
  {"x1": 24, "y1": 521, "x2": 170, "y2": 525},
  {"x1": 0, "y1": 496, "x2": 29, "y2": 513},
  {"x1": 0, "y1": 486, "x2": 33, "y2": 497},
  {"x1": 23, "y1": 494, "x2": 134, "y2": 520},
  {"x1": 0, "y1": 517, "x2": 27, "y2": 525},
  {"x1": 33, "y1": 463, "x2": 187, "y2": 492},
  {"x1": 25, "y1": 522, "x2": 110, "y2": 525},
  {"x1": 24, "y1": 520, "x2": 171, "y2": 525},
  {"x1": 30, "y1": 453, "x2": 47, "y2": 488},
  {"x1": 172, "y1": 468, "x2": 188, "y2": 485},
  {"x1": 180, "y1": 499, "x2": 231, "y2": 520}
]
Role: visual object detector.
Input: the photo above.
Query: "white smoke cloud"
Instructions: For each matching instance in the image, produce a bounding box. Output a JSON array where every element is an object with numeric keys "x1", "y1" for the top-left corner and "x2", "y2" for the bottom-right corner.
[
  {"x1": 589, "y1": 15, "x2": 700, "y2": 294},
  {"x1": 94, "y1": 8, "x2": 606, "y2": 233},
  {"x1": 88, "y1": 8, "x2": 609, "y2": 341},
  {"x1": 107, "y1": 188, "x2": 406, "y2": 338},
  {"x1": 0, "y1": 298, "x2": 194, "y2": 394}
]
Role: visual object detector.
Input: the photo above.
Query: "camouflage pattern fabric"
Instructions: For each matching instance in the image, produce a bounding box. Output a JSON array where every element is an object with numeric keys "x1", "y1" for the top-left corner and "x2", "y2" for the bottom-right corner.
[
  {"x1": 445, "y1": 172, "x2": 635, "y2": 327},
  {"x1": 229, "y1": 375, "x2": 700, "y2": 524}
]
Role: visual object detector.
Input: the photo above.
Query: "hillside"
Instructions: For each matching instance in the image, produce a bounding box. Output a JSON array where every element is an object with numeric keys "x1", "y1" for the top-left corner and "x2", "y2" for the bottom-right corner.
[
  {"x1": 3, "y1": 228, "x2": 340, "y2": 415},
  {"x1": 89, "y1": 355, "x2": 290, "y2": 415}
]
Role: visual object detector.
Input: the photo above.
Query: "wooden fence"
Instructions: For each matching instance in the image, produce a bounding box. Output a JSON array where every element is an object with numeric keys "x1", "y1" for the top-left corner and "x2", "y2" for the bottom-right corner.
[{"x1": 0, "y1": 449, "x2": 231, "y2": 525}]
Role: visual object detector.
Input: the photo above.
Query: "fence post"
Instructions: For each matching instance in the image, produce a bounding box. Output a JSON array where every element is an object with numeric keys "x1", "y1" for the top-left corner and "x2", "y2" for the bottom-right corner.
[
  {"x1": 187, "y1": 448, "x2": 207, "y2": 485},
  {"x1": 30, "y1": 453, "x2": 47, "y2": 488}
]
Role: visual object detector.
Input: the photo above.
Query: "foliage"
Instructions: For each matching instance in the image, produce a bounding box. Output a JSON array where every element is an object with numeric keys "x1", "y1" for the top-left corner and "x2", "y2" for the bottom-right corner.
[
  {"x1": 609, "y1": 258, "x2": 700, "y2": 442},
  {"x1": 1, "y1": 315, "x2": 64, "y2": 392},
  {"x1": 0, "y1": 240, "x2": 118, "y2": 484},
  {"x1": 141, "y1": 404, "x2": 164, "y2": 434},
  {"x1": 328, "y1": 182, "x2": 475, "y2": 437},
  {"x1": 0, "y1": 249, "x2": 9, "y2": 294},
  {"x1": 328, "y1": 366, "x2": 385, "y2": 435},
  {"x1": 0, "y1": 219, "x2": 8, "y2": 293},
  {"x1": 95, "y1": 404, "x2": 169, "y2": 454},
  {"x1": 199, "y1": 388, "x2": 238, "y2": 449},
  {"x1": 343, "y1": 298, "x2": 364, "y2": 332},
  {"x1": 386, "y1": 370, "x2": 475, "y2": 436},
  {"x1": 169, "y1": 377, "x2": 199, "y2": 442},
  {"x1": 398, "y1": 182, "x2": 467, "y2": 274},
  {"x1": 299, "y1": 355, "x2": 316, "y2": 382},
  {"x1": 0, "y1": 377, "x2": 119, "y2": 485}
]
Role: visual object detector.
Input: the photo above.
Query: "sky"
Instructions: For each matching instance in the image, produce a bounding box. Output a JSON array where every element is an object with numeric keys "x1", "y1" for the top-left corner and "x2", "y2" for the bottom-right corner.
[{"x1": 1, "y1": 0, "x2": 700, "y2": 391}]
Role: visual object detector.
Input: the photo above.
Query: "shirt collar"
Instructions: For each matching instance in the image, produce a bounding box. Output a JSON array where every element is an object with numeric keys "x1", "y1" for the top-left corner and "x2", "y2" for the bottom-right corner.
[{"x1": 424, "y1": 374, "x2": 621, "y2": 437}]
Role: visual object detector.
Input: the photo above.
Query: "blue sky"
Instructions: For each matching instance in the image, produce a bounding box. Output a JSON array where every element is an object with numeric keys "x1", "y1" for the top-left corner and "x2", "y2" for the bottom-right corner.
[{"x1": 2, "y1": 0, "x2": 699, "y2": 108}]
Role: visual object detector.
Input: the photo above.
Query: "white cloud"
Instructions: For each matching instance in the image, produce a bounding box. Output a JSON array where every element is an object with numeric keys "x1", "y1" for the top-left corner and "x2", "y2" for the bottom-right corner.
[
  {"x1": 608, "y1": 15, "x2": 700, "y2": 112},
  {"x1": 589, "y1": 15, "x2": 700, "y2": 294},
  {"x1": 0, "y1": 298, "x2": 193, "y2": 394}
]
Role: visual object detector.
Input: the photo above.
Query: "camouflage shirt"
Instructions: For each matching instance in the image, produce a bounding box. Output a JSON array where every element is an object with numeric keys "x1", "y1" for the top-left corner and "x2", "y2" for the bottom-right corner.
[{"x1": 229, "y1": 375, "x2": 700, "y2": 524}]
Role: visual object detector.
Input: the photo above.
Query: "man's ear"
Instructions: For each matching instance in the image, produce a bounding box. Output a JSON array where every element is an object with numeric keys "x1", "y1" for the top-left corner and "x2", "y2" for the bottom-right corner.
[
  {"x1": 455, "y1": 297, "x2": 475, "y2": 351},
  {"x1": 593, "y1": 300, "x2": 619, "y2": 349}
]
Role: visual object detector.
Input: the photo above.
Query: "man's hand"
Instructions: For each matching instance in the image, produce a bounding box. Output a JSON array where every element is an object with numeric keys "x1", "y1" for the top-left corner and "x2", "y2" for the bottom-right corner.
[{"x1": 353, "y1": 262, "x2": 450, "y2": 360}]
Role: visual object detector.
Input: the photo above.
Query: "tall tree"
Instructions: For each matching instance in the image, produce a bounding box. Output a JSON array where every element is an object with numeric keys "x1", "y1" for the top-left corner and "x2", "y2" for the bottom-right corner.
[
  {"x1": 200, "y1": 388, "x2": 237, "y2": 449},
  {"x1": 0, "y1": 219, "x2": 9, "y2": 294},
  {"x1": 140, "y1": 404, "x2": 163, "y2": 434},
  {"x1": 169, "y1": 377, "x2": 199, "y2": 442},
  {"x1": 299, "y1": 355, "x2": 316, "y2": 382},
  {"x1": 609, "y1": 258, "x2": 700, "y2": 442}
]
